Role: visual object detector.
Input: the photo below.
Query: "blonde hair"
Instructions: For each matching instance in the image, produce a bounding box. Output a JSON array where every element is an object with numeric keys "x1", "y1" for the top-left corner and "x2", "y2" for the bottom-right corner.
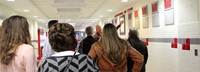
[{"x1": 102, "y1": 23, "x2": 124, "y2": 64}]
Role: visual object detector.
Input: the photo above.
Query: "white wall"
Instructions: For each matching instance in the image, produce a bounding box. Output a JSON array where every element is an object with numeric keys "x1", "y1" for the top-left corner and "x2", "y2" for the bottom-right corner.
[
  {"x1": 102, "y1": 0, "x2": 200, "y2": 72},
  {"x1": 0, "y1": 19, "x2": 3, "y2": 26},
  {"x1": 0, "y1": 3, "x2": 38, "y2": 48},
  {"x1": 178, "y1": 0, "x2": 200, "y2": 72}
]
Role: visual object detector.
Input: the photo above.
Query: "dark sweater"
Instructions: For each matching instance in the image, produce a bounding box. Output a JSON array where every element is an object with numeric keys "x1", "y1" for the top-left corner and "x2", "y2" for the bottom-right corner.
[
  {"x1": 127, "y1": 39, "x2": 148, "y2": 72},
  {"x1": 79, "y1": 36, "x2": 96, "y2": 54}
]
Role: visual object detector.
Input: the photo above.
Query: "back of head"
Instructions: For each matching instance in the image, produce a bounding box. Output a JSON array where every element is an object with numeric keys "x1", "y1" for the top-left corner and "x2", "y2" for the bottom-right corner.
[
  {"x1": 48, "y1": 20, "x2": 58, "y2": 29},
  {"x1": 48, "y1": 23, "x2": 77, "y2": 52},
  {"x1": 85, "y1": 26, "x2": 93, "y2": 36},
  {"x1": 128, "y1": 29, "x2": 139, "y2": 41},
  {"x1": 102, "y1": 23, "x2": 124, "y2": 64},
  {"x1": 95, "y1": 25, "x2": 102, "y2": 34},
  {"x1": 0, "y1": 15, "x2": 31, "y2": 65}
]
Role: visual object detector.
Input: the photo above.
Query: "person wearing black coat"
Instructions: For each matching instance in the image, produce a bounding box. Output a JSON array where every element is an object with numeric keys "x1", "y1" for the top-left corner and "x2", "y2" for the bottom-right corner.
[
  {"x1": 127, "y1": 29, "x2": 148, "y2": 72},
  {"x1": 79, "y1": 26, "x2": 96, "y2": 54}
]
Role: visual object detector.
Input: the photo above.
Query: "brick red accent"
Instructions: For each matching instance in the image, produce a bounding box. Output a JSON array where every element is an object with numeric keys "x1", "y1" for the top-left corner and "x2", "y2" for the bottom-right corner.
[
  {"x1": 114, "y1": 12, "x2": 124, "y2": 18},
  {"x1": 152, "y1": 2, "x2": 158, "y2": 13},
  {"x1": 142, "y1": 6, "x2": 148, "y2": 16},
  {"x1": 37, "y1": 28, "x2": 42, "y2": 60},
  {"x1": 46, "y1": 32, "x2": 48, "y2": 37},
  {"x1": 126, "y1": 7, "x2": 133, "y2": 12},
  {"x1": 171, "y1": 38, "x2": 178, "y2": 48},
  {"x1": 164, "y1": 0, "x2": 172, "y2": 9},
  {"x1": 146, "y1": 38, "x2": 149, "y2": 46},
  {"x1": 134, "y1": 10, "x2": 139, "y2": 18},
  {"x1": 182, "y1": 38, "x2": 190, "y2": 50}
]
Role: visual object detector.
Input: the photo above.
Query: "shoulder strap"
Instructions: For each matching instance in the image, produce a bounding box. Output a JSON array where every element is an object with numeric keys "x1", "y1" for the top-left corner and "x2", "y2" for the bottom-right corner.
[{"x1": 64, "y1": 52, "x2": 76, "y2": 72}]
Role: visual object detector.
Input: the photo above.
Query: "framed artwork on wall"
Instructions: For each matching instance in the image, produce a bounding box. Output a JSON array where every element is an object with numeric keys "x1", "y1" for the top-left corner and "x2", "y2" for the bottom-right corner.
[
  {"x1": 164, "y1": 0, "x2": 174, "y2": 25},
  {"x1": 128, "y1": 12, "x2": 133, "y2": 29},
  {"x1": 152, "y1": 1, "x2": 160, "y2": 27},
  {"x1": 119, "y1": 15, "x2": 126, "y2": 35},
  {"x1": 142, "y1": 5, "x2": 149, "y2": 28},
  {"x1": 134, "y1": 10, "x2": 140, "y2": 29}
]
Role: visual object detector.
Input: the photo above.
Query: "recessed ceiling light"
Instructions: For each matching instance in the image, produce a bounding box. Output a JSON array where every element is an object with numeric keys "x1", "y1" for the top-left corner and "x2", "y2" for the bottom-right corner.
[
  {"x1": 7, "y1": 0, "x2": 15, "y2": 2},
  {"x1": 94, "y1": 19, "x2": 99, "y2": 20},
  {"x1": 121, "y1": 0, "x2": 128, "y2": 2},
  {"x1": 23, "y1": 10, "x2": 30, "y2": 12},
  {"x1": 99, "y1": 15, "x2": 104, "y2": 17},
  {"x1": 33, "y1": 16, "x2": 38, "y2": 18},
  {"x1": 107, "y1": 9, "x2": 113, "y2": 12}
]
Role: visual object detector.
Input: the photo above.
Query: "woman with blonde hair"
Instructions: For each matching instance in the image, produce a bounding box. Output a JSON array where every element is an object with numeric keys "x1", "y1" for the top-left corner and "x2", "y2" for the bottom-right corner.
[
  {"x1": 88, "y1": 23, "x2": 144, "y2": 72},
  {"x1": 0, "y1": 15, "x2": 37, "y2": 72}
]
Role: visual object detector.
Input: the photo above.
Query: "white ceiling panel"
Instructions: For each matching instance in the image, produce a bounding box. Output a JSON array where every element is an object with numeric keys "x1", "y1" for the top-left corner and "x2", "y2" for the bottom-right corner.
[{"x1": 0, "y1": 0, "x2": 137, "y2": 31}]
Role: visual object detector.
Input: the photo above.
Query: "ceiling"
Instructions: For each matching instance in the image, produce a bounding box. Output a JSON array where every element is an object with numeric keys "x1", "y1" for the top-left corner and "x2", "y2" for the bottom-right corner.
[{"x1": 0, "y1": 0, "x2": 136, "y2": 31}]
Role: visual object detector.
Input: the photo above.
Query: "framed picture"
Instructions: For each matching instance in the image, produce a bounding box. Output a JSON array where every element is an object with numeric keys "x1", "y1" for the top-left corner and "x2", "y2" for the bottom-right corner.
[
  {"x1": 134, "y1": 10, "x2": 140, "y2": 29},
  {"x1": 152, "y1": 1, "x2": 160, "y2": 27},
  {"x1": 119, "y1": 15, "x2": 126, "y2": 35},
  {"x1": 128, "y1": 12, "x2": 133, "y2": 28}
]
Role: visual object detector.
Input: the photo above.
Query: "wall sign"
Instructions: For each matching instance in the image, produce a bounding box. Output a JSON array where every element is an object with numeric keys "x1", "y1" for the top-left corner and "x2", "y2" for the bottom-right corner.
[
  {"x1": 152, "y1": 1, "x2": 160, "y2": 27},
  {"x1": 134, "y1": 10, "x2": 140, "y2": 29},
  {"x1": 142, "y1": 5, "x2": 149, "y2": 28},
  {"x1": 119, "y1": 15, "x2": 126, "y2": 35}
]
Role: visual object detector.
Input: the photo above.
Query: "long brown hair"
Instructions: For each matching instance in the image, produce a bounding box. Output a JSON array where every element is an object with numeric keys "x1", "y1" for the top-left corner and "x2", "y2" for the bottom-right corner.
[
  {"x1": 0, "y1": 15, "x2": 32, "y2": 65},
  {"x1": 102, "y1": 23, "x2": 124, "y2": 64}
]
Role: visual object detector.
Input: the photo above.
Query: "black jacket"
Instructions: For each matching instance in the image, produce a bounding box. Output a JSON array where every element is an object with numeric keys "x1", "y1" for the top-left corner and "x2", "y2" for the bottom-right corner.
[
  {"x1": 127, "y1": 39, "x2": 148, "y2": 72},
  {"x1": 79, "y1": 36, "x2": 96, "y2": 54}
]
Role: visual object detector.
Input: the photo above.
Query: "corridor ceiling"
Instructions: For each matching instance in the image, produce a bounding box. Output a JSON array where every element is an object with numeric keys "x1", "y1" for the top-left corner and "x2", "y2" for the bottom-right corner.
[{"x1": 0, "y1": 0, "x2": 136, "y2": 31}]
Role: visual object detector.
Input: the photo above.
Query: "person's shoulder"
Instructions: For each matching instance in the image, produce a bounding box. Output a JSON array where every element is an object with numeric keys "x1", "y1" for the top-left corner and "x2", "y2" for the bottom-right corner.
[
  {"x1": 138, "y1": 40, "x2": 146, "y2": 45},
  {"x1": 77, "y1": 54, "x2": 94, "y2": 61},
  {"x1": 18, "y1": 44, "x2": 34, "y2": 50},
  {"x1": 92, "y1": 41, "x2": 101, "y2": 46}
]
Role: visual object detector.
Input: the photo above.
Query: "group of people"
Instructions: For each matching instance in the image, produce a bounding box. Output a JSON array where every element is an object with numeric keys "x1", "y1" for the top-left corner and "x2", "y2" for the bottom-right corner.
[{"x1": 0, "y1": 15, "x2": 148, "y2": 72}]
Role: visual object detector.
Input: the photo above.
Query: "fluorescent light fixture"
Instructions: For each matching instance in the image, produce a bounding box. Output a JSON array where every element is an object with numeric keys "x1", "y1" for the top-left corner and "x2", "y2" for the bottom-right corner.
[
  {"x1": 94, "y1": 19, "x2": 99, "y2": 21},
  {"x1": 99, "y1": 15, "x2": 104, "y2": 17},
  {"x1": 33, "y1": 16, "x2": 38, "y2": 18},
  {"x1": 107, "y1": 9, "x2": 113, "y2": 12},
  {"x1": 7, "y1": 0, "x2": 15, "y2": 1},
  {"x1": 121, "y1": 0, "x2": 128, "y2": 2},
  {"x1": 23, "y1": 10, "x2": 30, "y2": 12}
]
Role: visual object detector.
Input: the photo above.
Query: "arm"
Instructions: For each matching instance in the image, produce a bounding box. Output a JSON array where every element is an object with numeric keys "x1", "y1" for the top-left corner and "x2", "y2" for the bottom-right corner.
[
  {"x1": 23, "y1": 45, "x2": 37, "y2": 72},
  {"x1": 88, "y1": 44, "x2": 98, "y2": 60},
  {"x1": 116, "y1": 21, "x2": 124, "y2": 30},
  {"x1": 127, "y1": 42, "x2": 144, "y2": 72},
  {"x1": 144, "y1": 46, "x2": 148, "y2": 65},
  {"x1": 42, "y1": 38, "x2": 54, "y2": 58},
  {"x1": 37, "y1": 59, "x2": 47, "y2": 72}
]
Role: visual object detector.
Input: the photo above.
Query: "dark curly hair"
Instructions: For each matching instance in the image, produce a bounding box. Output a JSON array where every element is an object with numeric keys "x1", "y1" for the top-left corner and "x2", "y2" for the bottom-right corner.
[{"x1": 48, "y1": 23, "x2": 77, "y2": 52}]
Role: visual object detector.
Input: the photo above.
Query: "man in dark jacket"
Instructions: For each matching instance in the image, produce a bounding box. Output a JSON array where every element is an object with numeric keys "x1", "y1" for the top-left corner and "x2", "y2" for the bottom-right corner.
[
  {"x1": 79, "y1": 26, "x2": 96, "y2": 54},
  {"x1": 127, "y1": 29, "x2": 148, "y2": 72}
]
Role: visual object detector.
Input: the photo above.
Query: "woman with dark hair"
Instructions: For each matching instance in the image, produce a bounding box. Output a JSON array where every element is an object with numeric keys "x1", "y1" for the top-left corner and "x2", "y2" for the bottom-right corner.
[
  {"x1": 0, "y1": 15, "x2": 37, "y2": 72},
  {"x1": 38, "y1": 23, "x2": 99, "y2": 72},
  {"x1": 127, "y1": 29, "x2": 148, "y2": 72},
  {"x1": 88, "y1": 23, "x2": 144, "y2": 72}
]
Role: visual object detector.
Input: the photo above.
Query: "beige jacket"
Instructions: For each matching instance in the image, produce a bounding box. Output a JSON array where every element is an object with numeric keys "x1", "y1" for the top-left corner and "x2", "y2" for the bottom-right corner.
[{"x1": 88, "y1": 41, "x2": 144, "y2": 72}]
